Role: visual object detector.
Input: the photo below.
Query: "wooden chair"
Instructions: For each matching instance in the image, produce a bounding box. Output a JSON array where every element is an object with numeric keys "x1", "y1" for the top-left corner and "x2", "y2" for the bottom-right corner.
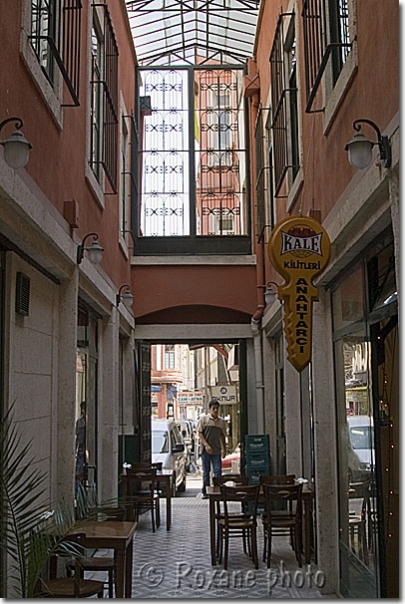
[
  {"x1": 261, "y1": 482, "x2": 303, "y2": 568},
  {"x1": 125, "y1": 468, "x2": 160, "y2": 532},
  {"x1": 217, "y1": 484, "x2": 260, "y2": 570},
  {"x1": 132, "y1": 462, "x2": 163, "y2": 471},
  {"x1": 259, "y1": 474, "x2": 296, "y2": 542},
  {"x1": 260, "y1": 474, "x2": 296, "y2": 486},
  {"x1": 213, "y1": 475, "x2": 250, "y2": 558},
  {"x1": 348, "y1": 481, "x2": 369, "y2": 565},
  {"x1": 37, "y1": 534, "x2": 105, "y2": 598},
  {"x1": 67, "y1": 507, "x2": 126, "y2": 598},
  {"x1": 131, "y1": 462, "x2": 165, "y2": 498}
]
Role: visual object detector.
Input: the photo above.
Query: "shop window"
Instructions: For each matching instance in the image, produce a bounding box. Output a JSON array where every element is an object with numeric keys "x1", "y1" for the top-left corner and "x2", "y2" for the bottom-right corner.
[
  {"x1": 332, "y1": 240, "x2": 398, "y2": 597},
  {"x1": 76, "y1": 304, "x2": 99, "y2": 501}
]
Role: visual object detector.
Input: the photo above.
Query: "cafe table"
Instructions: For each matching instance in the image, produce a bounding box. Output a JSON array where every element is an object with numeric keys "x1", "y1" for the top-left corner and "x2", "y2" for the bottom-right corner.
[
  {"x1": 122, "y1": 468, "x2": 174, "y2": 530},
  {"x1": 69, "y1": 520, "x2": 137, "y2": 598},
  {"x1": 206, "y1": 483, "x2": 314, "y2": 566}
]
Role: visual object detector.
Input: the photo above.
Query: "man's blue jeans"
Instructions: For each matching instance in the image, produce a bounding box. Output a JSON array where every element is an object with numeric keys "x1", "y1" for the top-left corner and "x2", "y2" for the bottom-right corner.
[{"x1": 201, "y1": 451, "x2": 222, "y2": 494}]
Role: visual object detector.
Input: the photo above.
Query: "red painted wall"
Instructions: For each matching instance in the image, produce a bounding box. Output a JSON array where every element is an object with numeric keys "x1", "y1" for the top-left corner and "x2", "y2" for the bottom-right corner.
[
  {"x1": 251, "y1": 0, "x2": 399, "y2": 281},
  {"x1": 131, "y1": 263, "x2": 258, "y2": 322},
  {"x1": 0, "y1": 0, "x2": 136, "y2": 290}
]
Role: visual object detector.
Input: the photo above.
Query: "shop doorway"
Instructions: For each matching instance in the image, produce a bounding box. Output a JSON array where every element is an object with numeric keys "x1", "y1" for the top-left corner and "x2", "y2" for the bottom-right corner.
[{"x1": 332, "y1": 238, "x2": 398, "y2": 598}]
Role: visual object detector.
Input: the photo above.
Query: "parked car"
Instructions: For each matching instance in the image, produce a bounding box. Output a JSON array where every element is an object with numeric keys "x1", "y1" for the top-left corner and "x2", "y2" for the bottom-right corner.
[
  {"x1": 152, "y1": 419, "x2": 187, "y2": 493},
  {"x1": 222, "y1": 444, "x2": 240, "y2": 473},
  {"x1": 347, "y1": 415, "x2": 374, "y2": 482},
  {"x1": 176, "y1": 419, "x2": 195, "y2": 468}
]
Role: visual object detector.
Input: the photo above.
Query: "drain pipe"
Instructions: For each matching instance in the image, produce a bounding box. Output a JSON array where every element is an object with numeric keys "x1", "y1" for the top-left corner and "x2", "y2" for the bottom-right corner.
[{"x1": 251, "y1": 305, "x2": 265, "y2": 433}]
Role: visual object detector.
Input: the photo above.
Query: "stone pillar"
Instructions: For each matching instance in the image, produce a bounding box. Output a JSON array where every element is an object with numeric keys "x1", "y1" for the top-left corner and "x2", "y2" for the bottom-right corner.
[
  {"x1": 262, "y1": 333, "x2": 277, "y2": 469},
  {"x1": 57, "y1": 272, "x2": 78, "y2": 502},
  {"x1": 97, "y1": 307, "x2": 119, "y2": 503},
  {"x1": 284, "y1": 358, "x2": 302, "y2": 477},
  {"x1": 311, "y1": 290, "x2": 339, "y2": 595}
]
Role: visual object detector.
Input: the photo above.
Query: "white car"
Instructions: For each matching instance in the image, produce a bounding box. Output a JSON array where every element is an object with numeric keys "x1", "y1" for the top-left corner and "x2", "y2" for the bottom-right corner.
[
  {"x1": 347, "y1": 415, "x2": 374, "y2": 482},
  {"x1": 152, "y1": 420, "x2": 187, "y2": 494}
]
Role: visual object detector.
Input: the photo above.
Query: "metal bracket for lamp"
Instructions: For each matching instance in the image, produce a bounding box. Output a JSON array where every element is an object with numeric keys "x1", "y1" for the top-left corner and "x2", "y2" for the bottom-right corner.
[
  {"x1": 116, "y1": 284, "x2": 134, "y2": 308},
  {"x1": 345, "y1": 118, "x2": 391, "y2": 169},
  {"x1": 76, "y1": 233, "x2": 104, "y2": 265}
]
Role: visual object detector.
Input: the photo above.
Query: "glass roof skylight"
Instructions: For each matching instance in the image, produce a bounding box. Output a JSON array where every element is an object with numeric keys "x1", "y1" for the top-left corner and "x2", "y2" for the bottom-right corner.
[{"x1": 125, "y1": 0, "x2": 260, "y2": 65}]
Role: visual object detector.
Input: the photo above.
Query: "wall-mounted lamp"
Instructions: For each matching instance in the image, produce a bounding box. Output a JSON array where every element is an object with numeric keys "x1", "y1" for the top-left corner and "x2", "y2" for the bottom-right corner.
[
  {"x1": 77, "y1": 232, "x2": 104, "y2": 265},
  {"x1": 345, "y1": 119, "x2": 391, "y2": 169},
  {"x1": 264, "y1": 281, "x2": 279, "y2": 306},
  {"x1": 0, "y1": 117, "x2": 32, "y2": 169},
  {"x1": 116, "y1": 284, "x2": 134, "y2": 308}
]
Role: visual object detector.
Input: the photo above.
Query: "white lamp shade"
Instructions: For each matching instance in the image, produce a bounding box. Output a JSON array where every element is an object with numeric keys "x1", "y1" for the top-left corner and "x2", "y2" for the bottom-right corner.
[
  {"x1": 264, "y1": 289, "x2": 276, "y2": 306},
  {"x1": 86, "y1": 241, "x2": 104, "y2": 264},
  {"x1": 121, "y1": 290, "x2": 134, "y2": 308},
  {"x1": 346, "y1": 132, "x2": 373, "y2": 169},
  {"x1": 3, "y1": 129, "x2": 31, "y2": 169}
]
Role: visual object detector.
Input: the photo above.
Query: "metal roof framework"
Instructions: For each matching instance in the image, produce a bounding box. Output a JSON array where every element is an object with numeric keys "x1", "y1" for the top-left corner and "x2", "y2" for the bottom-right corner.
[{"x1": 125, "y1": 0, "x2": 260, "y2": 66}]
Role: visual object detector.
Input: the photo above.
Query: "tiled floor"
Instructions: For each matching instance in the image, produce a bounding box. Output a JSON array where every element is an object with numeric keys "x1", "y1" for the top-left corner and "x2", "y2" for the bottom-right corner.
[{"x1": 91, "y1": 475, "x2": 332, "y2": 598}]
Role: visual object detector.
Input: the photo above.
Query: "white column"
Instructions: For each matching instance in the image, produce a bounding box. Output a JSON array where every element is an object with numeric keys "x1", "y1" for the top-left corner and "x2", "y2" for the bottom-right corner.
[{"x1": 311, "y1": 290, "x2": 340, "y2": 595}]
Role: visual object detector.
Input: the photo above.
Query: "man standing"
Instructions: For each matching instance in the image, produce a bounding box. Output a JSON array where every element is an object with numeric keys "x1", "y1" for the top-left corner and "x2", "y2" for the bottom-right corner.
[{"x1": 197, "y1": 400, "x2": 227, "y2": 499}]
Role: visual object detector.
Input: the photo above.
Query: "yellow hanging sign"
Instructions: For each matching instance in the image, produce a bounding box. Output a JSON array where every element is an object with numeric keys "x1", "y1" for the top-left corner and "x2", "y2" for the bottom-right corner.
[{"x1": 268, "y1": 215, "x2": 331, "y2": 372}]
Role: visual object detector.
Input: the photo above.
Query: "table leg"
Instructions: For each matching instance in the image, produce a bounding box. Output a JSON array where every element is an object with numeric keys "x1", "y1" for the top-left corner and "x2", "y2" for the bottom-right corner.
[
  {"x1": 115, "y1": 550, "x2": 125, "y2": 598},
  {"x1": 209, "y1": 497, "x2": 216, "y2": 566},
  {"x1": 125, "y1": 540, "x2": 134, "y2": 598},
  {"x1": 166, "y1": 480, "x2": 172, "y2": 530},
  {"x1": 303, "y1": 497, "x2": 312, "y2": 564}
]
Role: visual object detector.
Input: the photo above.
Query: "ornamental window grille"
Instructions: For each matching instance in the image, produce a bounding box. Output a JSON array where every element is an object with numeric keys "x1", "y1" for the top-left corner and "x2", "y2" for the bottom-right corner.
[
  {"x1": 270, "y1": 12, "x2": 299, "y2": 196},
  {"x1": 134, "y1": 66, "x2": 250, "y2": 255},
  {"x1": 302, "y1": 0, "x2": 352, "y2": 112},
  {"x1": 30, "y1": 0, "x2": 82, "y2": 105},
  {"x1": 90, "y1": 3, "x2": 119, "y2": 192}
]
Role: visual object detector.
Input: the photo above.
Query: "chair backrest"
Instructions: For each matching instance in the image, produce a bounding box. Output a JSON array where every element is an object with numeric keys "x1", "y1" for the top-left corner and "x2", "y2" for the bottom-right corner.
[
  {"x1": 262, "y1": 482, "x2": 303, "y2": 519},
  {"x1": 132, "y1": 462, "x2": 163, "y2": 472},
  {"x1": 125, "y1": 468, "x2": 157, "y2": 495},
  {"x1": 348, "y1": 480, "x2": 370, "y2": 499},
  {"x1": 348, "y1": 480, "x2": 370, "y2": 517},
  {"x1": 260, "y1": 474, "x2": 295, "y2": 485},
  {"x1": 220, "y1": 484, "x2": 260, "y2": 519},
  {"x1": 213, "y1": 474, "x2": 249, "y2": 486}
]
